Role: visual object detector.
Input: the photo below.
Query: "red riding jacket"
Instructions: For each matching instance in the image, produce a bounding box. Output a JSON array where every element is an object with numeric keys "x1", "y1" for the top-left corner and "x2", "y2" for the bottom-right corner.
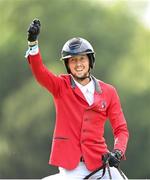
[{"x1": 27, "y1": 51, "x2": 129, "y2": 171}]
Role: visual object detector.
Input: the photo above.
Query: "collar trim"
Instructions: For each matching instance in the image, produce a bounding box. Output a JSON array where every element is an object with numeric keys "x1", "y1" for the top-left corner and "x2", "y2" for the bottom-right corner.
[{"x1": 70, "y1": 75, "x2": 102, "y2": 94}]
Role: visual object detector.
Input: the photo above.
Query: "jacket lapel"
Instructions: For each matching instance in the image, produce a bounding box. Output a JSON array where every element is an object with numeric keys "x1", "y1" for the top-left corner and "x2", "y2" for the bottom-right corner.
[
  {"x1": 69, "y1": 75, "x2": 103, "y2": 106},
  {"x1": 91, "y1": 75, "x2": 102, "y2": 94},
  {"x1": 90, "y1": 76, "x2": 103, "y2": 108},
  {"x1": 70, "y1": 76, "x2": 88, "y2": 104}
]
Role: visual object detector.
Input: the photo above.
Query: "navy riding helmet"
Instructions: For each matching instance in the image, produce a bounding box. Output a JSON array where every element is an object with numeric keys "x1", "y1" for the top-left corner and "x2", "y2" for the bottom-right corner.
[{"x1": 61, "y1": 37, "x2": 95, "y2": 73}]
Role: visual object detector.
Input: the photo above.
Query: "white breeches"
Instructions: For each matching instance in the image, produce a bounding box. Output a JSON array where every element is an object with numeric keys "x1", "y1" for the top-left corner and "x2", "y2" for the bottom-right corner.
[{"x1": 42, "y1": 162, "x2": 127, "y2": 180}]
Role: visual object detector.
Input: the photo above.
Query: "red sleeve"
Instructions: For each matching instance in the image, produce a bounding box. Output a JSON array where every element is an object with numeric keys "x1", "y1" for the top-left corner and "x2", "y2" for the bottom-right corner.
[
  {"x1": 27, "y1": 51, "x2": 62, "y2": 97},
  {"x1": 107, "y1": 86, "x2": 129, "y2": 157}
]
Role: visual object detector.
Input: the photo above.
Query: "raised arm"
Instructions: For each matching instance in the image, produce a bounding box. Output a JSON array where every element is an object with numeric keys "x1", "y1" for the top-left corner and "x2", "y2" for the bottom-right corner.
[{"x1": 25, "y1": 19, "x2": 63, "y2": 97}]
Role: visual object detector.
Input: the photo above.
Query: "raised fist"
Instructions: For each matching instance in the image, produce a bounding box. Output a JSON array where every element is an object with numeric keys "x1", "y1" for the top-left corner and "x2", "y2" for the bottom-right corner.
[{"x1": 27, "y1": 18, "x2": 41, "y2": 42}]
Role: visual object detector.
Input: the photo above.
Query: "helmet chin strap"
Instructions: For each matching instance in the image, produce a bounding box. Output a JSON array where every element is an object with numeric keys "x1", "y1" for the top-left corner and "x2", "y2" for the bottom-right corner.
[
  {"x1": 71, "y1": 72, "x2": 91, "y2": 82},
  {"x1": 74, "y1": 75, "x2": 90, "y2": 81}
]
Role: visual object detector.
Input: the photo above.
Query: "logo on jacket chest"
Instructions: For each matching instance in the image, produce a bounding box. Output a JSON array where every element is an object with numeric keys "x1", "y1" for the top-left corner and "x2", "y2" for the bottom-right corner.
[{"x1": 93, "y1": 100, "x2": 107, "y2": 112}]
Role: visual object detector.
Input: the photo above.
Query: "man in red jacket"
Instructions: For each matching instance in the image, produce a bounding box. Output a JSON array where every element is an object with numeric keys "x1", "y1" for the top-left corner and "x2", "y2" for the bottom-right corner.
[{"x1": 26, "y1": 19, "x2": 129, "y2": 179}]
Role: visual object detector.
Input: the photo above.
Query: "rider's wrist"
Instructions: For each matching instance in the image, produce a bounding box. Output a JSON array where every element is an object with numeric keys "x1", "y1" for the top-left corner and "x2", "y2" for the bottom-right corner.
[{"x1": 28, "y1": 40, "x2": 38, "y2": 47}]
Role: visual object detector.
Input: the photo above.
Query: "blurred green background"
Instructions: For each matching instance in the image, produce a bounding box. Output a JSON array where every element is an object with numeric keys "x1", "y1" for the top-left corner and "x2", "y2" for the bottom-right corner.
[{"x1": 0, "y1": 0, "x2": 150, "y2": 178}]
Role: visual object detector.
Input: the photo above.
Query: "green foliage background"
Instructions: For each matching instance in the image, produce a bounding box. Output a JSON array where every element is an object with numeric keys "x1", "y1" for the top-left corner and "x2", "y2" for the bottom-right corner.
[{"x1": 0, "y1": 0, "x2": 150, "y2": 178}]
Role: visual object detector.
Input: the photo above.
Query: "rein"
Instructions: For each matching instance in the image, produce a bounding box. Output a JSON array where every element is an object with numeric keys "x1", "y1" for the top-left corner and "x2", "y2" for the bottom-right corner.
[{"x1": 83, "y1": 154, "x2": 126, "y2": 179}]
